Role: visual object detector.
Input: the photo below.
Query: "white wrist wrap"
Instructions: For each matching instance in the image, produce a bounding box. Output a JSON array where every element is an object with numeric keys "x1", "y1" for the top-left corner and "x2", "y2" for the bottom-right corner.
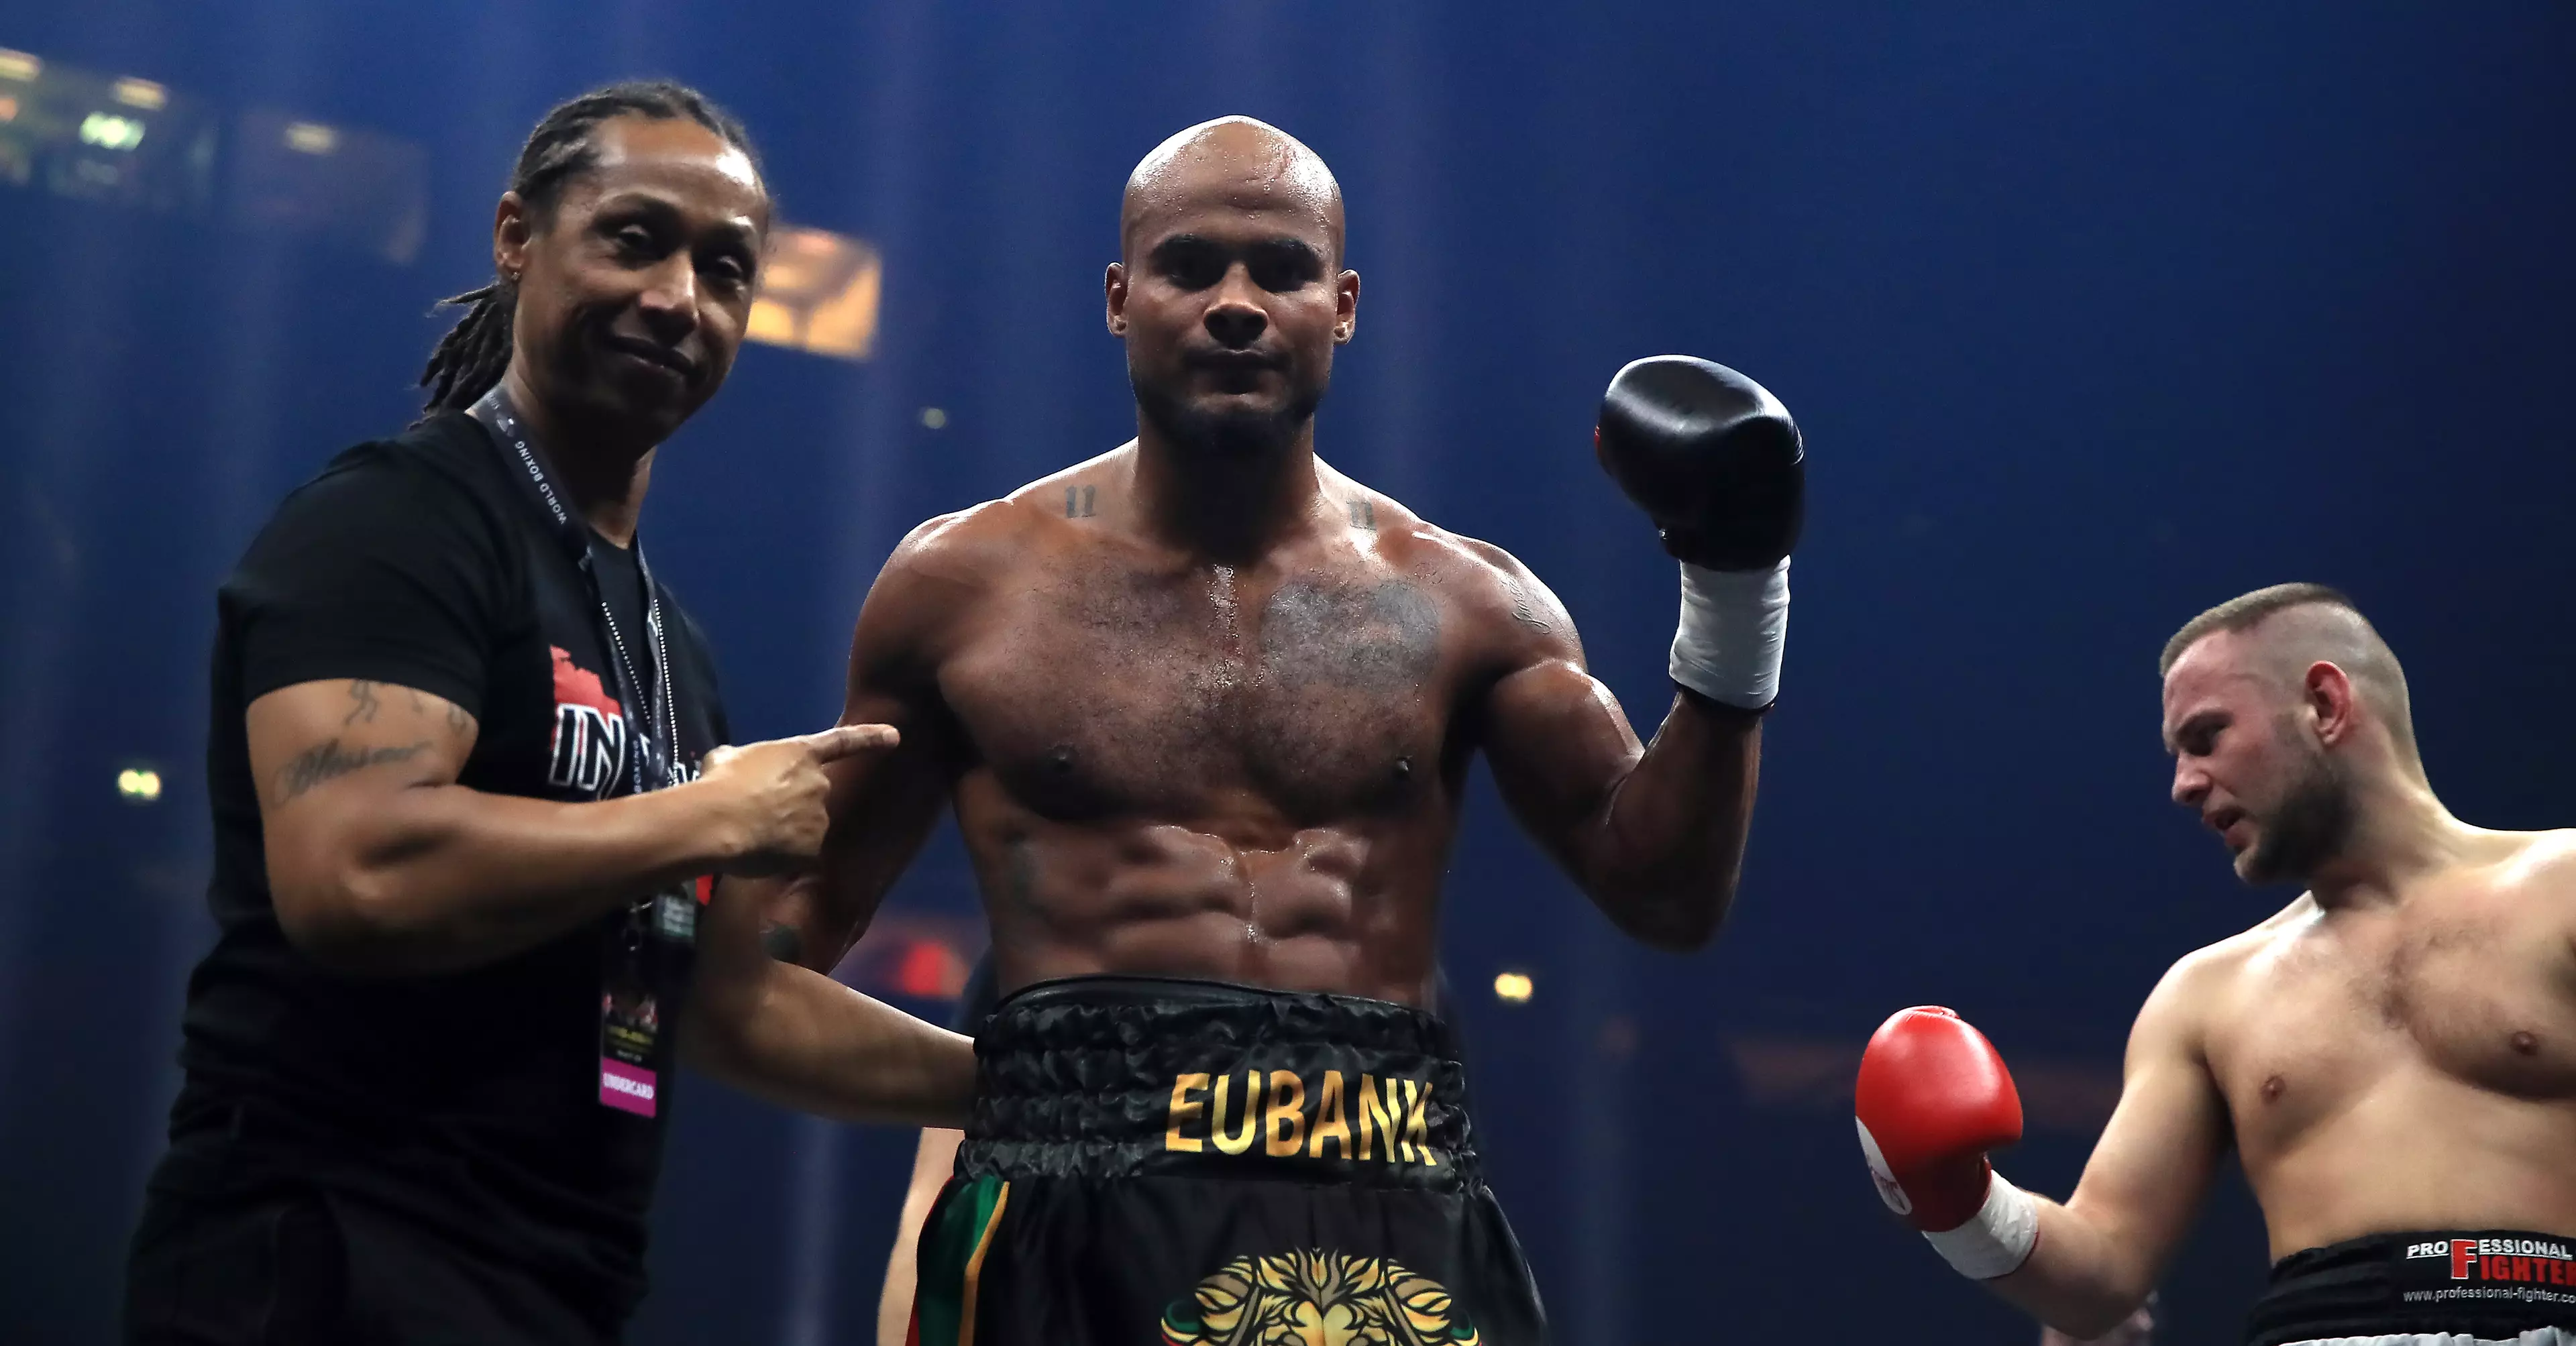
[
  {"x1": 1669, "y1": 557, "x2": 1790, "y2": 709},
  {"x1": 1922, "y1": 1172, "x2": 2039, "y2": 1280}
]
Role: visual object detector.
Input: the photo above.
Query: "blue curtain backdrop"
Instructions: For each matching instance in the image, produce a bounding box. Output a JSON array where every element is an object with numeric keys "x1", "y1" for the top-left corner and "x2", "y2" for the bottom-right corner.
[{"x1": 1, "y1": 3, "x2": 2570, "y2": 1342}]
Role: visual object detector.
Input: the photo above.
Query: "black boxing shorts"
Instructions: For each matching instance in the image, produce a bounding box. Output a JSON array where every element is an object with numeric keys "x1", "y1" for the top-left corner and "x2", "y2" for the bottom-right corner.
[
  {"x1": 906, "y1": 976, "x2": 1546, "y2": 1346},
  {"x1": 2245, "y1": 1231, "x2": 2576, "y2": 1345}
]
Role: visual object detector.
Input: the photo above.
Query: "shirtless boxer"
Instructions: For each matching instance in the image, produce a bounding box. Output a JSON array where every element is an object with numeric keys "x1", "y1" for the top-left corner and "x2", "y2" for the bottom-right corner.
[
  {"x1": 1852, "y1": 583, "x2": 2576, "y2": 1345},
  {"x1": 764, "y1": 117, "x2": 1805, "y2": 1345}
]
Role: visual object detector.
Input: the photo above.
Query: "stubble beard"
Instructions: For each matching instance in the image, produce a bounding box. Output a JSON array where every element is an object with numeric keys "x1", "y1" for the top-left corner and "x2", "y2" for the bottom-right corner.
[
  {"x1": 2241, "y1": 737, "x2": 2356, "y2": 886},
  {"x1": 1132, "y1": 365, "x2": 1327, "y2": 461}
]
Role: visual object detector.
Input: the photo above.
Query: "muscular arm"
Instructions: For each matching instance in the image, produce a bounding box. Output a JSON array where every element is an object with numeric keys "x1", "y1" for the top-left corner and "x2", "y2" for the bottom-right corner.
[
  {"x1": 1990, "y1": 959, "x2": 2233, "y2": 1337},
  {"x1": 759, "y1": 518, "x2": 977, "y2": 970},
  {"x1": 684, "y1": 880, "x2": 974, "y2": 1126},
  {"x1": 252, "y1": 678, "x2": 747, "y2": 975},
  {"x1": 1475, "y1": 561, "x2": 1760, "y2": 950}
]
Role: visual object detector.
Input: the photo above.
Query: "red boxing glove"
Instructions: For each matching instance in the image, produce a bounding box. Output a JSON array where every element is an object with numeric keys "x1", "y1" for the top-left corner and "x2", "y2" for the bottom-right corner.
[{"x1": 1855, "y1": 1006, "x2": 2027, "y2": 1241}]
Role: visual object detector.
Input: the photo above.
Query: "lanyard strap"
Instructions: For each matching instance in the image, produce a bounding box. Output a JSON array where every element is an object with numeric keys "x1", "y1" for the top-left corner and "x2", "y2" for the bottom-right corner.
[{"x1": 471, "y1": 388, "x2": 679, "y2": 795}]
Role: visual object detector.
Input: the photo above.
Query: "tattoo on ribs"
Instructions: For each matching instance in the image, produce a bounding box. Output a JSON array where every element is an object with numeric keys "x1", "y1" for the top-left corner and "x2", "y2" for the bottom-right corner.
[
  {"x1": 759, "y1": 922, "x2": 806, "y2": 965},
  {"x1": 275, "y1": 738, "x2": 430, "y2": 805},
  {"x1": 343, "y1": 681, "x2": 382, "y2": 726},
  {"x1": 1002, "y1": 836, "x2": 1039, "y2": 913}
]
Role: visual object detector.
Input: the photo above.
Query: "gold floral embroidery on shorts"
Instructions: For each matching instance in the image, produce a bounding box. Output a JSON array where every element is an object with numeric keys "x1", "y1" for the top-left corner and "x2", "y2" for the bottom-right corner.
[{"x1": 1157, "y1": 1249, "x2": 1480, "y2": 1345}]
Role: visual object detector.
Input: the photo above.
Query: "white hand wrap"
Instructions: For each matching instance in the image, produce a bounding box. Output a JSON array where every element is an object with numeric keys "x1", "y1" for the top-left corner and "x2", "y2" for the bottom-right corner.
[
  {"x1": 1922, "y1": 1171, "x2": 2039, "y2": 1280},
  {"x1": 1668, "y1": 557, "x2": 1790, "y2": 710}
]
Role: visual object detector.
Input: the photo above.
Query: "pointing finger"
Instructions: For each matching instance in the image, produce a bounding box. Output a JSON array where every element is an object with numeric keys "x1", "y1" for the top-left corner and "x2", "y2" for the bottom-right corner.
[{"x1": 799, "y1": 723, "x2": 900, "y2": 762}]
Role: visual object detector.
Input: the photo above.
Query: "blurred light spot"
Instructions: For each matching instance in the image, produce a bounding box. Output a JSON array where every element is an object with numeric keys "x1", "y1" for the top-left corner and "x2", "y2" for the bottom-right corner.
[
  {"x1": 920, "y1": 406, "x2": 948, "y2": 429},
  {"x1": 234, "y1": 107, "x2": 429, "y2": 264},
  {"x1": 117, "y1": 767, "x2": 163, "y2": 803},
  {"x1": 745, "y1": 225, "x2": 880, "y2": 360},
  {"x1": 890, "y1": 936, "x2": 968, "y2": 998},
  {"x1": 0, "y1": 94, "x2": 18, "y2": 122},
  {"x1": 1493, "y1": 970, "x2": 1534, "y2": 1004},
  {"x1": 282, "y1": 121, "x2": 337, "y2": 154},
  {"x1": 78, "y1": 112, "x2": 146, "y2": 151},
  {"x1": 0, "y1": 49, "x2": 40, "y2": 82},
  {"x1": 111, "y1": 76, "x2": 167, "y2": 110}
]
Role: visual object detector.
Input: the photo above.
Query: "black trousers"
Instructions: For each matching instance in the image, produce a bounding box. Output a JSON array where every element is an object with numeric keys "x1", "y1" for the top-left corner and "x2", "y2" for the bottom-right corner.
[{"x1": 124, "y1": 1184, "x2": 616, "y2": 1346}]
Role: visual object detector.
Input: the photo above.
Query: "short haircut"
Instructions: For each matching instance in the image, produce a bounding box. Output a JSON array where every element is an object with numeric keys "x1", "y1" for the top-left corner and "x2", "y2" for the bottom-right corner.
[
  {"x1": 2160, "y1": 582, "x2": 2418, "y2": 759},
  {"x1": 2159, "y1": 583, "x2": 2357, "y2": 679}
]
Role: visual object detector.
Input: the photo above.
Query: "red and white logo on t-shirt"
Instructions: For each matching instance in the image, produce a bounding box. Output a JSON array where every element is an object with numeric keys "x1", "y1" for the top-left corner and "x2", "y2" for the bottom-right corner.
[{"x1": 548, "y1": 647, "x2": 628, "y2": 797}]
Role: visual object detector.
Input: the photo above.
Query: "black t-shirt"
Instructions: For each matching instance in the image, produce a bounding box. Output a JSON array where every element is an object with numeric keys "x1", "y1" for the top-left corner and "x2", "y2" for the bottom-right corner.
[{"x1": 154, "y1": 410, "x2": 730, "y2": 1323}]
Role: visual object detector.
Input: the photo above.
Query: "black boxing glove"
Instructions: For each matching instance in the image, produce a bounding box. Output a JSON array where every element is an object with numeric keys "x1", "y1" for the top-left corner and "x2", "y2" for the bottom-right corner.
[{"x1": 1596, "y1": 355, "x2": 1803, "y2": 710}]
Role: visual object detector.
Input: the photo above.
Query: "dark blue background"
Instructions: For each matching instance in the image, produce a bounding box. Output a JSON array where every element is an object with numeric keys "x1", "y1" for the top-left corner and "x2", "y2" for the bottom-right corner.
[{"x1": 1, "y1": 3, "x2": 2570, "y2": 1342}]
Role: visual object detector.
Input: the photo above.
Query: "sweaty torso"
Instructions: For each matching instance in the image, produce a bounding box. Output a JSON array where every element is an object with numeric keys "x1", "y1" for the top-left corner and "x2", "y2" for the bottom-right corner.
[
  {"x1": 912, "y1": 452, "x2": 1544, "y2": 1004},
  {"x1": 2194, "y1": 830, "x2": 2576, "y2": 1257}
]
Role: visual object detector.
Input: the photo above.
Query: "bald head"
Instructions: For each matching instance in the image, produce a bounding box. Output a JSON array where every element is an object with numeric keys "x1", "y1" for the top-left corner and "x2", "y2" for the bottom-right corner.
[
  {"x1": 1121, "y1": 116, "x2": 1344, "y2": 266},
  {"x1": 2162, "y1": 584, "x2": 2419, "y2": 763}
]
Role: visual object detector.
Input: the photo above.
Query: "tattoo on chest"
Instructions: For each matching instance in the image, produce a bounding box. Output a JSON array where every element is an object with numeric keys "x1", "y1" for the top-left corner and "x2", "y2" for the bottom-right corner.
[
  {"x1": 1065, "y1": 484, "x2": 1097, "y2": 519},
  {"x1": 1258, "y1": 579, "x2": 1441, "y2": 691},
  {"x1": 980, "y1": 570, "x2": 1445, "y2": 816},
  {"x1": 1348, "y1": 499, "x2": 1375, "y2": 530}
]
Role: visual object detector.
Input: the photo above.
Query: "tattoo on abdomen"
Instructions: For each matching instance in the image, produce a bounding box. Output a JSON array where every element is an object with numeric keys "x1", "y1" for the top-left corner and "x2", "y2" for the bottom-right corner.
[
  {"x1": 274, "y1": 738, "x2": 429, "y2": 805},
  {"x1": 1258, "y1": 580, "x2": 1440, "y2": 691}
]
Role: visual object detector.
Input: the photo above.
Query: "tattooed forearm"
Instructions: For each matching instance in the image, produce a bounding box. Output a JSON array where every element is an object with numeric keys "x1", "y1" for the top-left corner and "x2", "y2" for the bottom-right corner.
[
  {"x1": 274, "y1": 738, "x2": 430, "y2": 805},
  {"x1": 445, "y1": 701, "x2": 473, "y2": 736},
  {"x1": 343, "y1": 681, "x2": 382, "y2": 726}
]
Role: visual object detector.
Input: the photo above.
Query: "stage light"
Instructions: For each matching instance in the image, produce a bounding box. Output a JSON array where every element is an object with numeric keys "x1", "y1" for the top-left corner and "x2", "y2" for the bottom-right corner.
[
  {"x1": 235, "y1": 108, "x2": 429, "y2": 263},
  {"x1": 0, "y1": 49, "x2": 38, "y2": 82},
  {"x1": 1493, "y1": 971, "x2": 1534, "y2": 1004},
  {"x1": 78, "y1": 112, "x2": 145, "y2": 152},
  {"x1": 117, "y1": 767, "x2": 163, "y2": 803},
  {"x1": 111, "y1": 76, "x2": 166, "y2": 110},
  {"x1": 0, "y1": 95, "x2": 17, "y2": 123},
  {"x1": 282, "y1": 121, "x2": 337, "y2": 154},
  {"x1": 920, "y1": 407, "x2": 948, "y2": 429},
  {"x1": 745, "y1": 225, "x2": 880, "y2": 360}
]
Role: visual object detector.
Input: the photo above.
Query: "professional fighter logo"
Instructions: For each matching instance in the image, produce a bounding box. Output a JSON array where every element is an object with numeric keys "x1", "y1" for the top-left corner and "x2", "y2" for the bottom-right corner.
[
  {"x1": 2405, "y1": 1237, "x2": 2575, "y2": 1282},
  {"x1": 549, "y1": 647, "x2": 629, "y2": 797},
  {"x1": 1854, "y1": 1117, "x2": 1914, "y2": 1217},
  {"x1": 1158, "y1": 1250, "x2": 1479, "y2": 1346}
]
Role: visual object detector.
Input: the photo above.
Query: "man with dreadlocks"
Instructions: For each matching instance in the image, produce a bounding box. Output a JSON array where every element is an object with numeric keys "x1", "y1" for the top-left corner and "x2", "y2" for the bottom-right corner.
[{"x1": 123, "y1": 82, "x2": 975, "y2": 1346}]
